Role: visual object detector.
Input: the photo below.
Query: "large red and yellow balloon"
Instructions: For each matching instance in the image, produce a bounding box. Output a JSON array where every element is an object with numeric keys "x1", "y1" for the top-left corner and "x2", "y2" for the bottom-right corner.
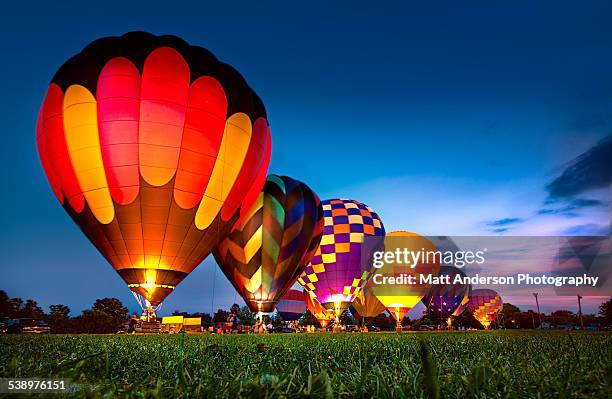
[{"x1": 36, "y1": 32, "x2": 271, "y2": 309}]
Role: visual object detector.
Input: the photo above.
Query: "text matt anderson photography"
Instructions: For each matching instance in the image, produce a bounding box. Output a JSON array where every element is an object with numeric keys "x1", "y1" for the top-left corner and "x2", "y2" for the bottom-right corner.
[{"x1": 0, "y1": 2, "x2": 610, "y2": 398}]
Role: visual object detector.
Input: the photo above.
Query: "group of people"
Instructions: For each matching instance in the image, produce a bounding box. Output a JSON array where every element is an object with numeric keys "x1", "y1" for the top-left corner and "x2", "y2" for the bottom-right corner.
[{"x1": 252, "y1": 320, "x2": 274, "y2": 333}]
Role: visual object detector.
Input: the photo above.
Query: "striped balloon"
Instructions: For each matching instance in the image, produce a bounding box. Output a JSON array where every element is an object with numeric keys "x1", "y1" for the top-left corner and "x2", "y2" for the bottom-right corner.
[
  {"x1": 213, "y1": 175, "x2": 324, "y2": 313},
  {"x1": 36, "y1": 32, "x2": 271, "y2": 309},
  {"x1": 276, "y1": 289, "x2": 307, "y2": 321}
]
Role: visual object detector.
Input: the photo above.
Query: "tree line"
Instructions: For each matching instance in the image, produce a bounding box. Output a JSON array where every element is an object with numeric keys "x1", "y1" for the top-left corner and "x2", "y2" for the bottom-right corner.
[{"x1": 1, "y1": 289, "x2": 610, "y2": 333}]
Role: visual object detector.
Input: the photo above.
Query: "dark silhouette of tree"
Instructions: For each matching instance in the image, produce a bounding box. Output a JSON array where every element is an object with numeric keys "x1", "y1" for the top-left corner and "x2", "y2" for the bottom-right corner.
[
  {"x1": 47, "y1": 304, "x2": 71, "y2": 333},
  {"x1": 22, "y1": 299, "x2": 45, "y2": 320},
  {"x1": 238, "y1": 306, "x2": 255, "y2": 326},
  {"x1": 49, "y1": 304, "x2": 70, "y2": 317},
  {"x1": 213, "y1": 309, "x2": 229, "y2": 323},
  {"x1": 91, "y1": 298, "x2": 128, "y2": 330},
  {"x1": 0, "y1": 293, "x2": 24, "y2": 319},
  {"x1": 191, "y1": 312, "x2": 213, "y2": 327},
  {"x1": 171, "y1": 310, "x2": 190, "y2": 317},
  {"x1": 370, "y1": 312, "x2": 393, "y2": 330},
  {"x1": 0, "y1": 290, "x2": 13, "y2": 318},
  {"x1": 271, "y1": 312, "x2": 282, "y2": 327},
  {"x1": 549, "y1": 310, "x2": 576, "y2": 326},
  {"x1": 599, "y1": 298, "x2": 611, "y2": 326},
  {"x1": 502, "y1": 303, "x2": 521, "y2": 325},
  {"x1": 74, "y1": 310, "x2": 116, "y2": 333},
  {"x1": 300, "y1": 309, "x2": 318, "y2": 327},
  {"x1": 340, "y1": 309, "x2": 356, "y2": 325},
  {"x1": 453, "y1": 310, "x2": 480, "y2": 329}
]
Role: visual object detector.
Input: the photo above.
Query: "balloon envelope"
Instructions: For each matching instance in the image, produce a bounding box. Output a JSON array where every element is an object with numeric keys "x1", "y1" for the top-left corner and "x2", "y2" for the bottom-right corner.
[
  {"x1": 371, "y1": 231, "x2": 440, "y2": 323},
  {"x1": 298, "y1": 199, "x2": 385, "y2": 319},
  {"x1": 421, "y1": 265, "x2": 471, "y2": 320},
  {"x1": 214, "y1": 175, "x2": 323, "y2": 312},
  {"x1": 36, "y1": 32, "x2": 271, "y2": 306},
  {"x1": 303, "y1": 290, "x2": 333, "y2": 329},
  {"x1": 467, "y1": 289, "x2": 503, "y2": 329},
  {"x1": 276, "y1": 289, "x2": 307, "y2": 321},
  {"x1": 351, "y1": 285, "x2": 386, "y2": 321}
]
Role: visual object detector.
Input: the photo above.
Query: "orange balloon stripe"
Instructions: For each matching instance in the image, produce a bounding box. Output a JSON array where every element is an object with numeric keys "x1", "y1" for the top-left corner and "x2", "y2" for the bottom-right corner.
[
  {"x1": 236, "y1": 120, "x2": 272, "y2": 224},
  {"x1": 174, "y1": 76, "x2": 227, "y2": 209},
  {"x1": 36, "y1": 107, "x2": 63, "y2": 203},
  {"x1": 221, "y1": 117, "x2": 270, "y2": 221},
  {"x1": 40, "y1": 84, "x2": 85, "y2": 211},
  {"x1": 97, "y1": 57, "x2": 141, "y2": 205},
  {"x1": 63, "y1": 85, "x2": 115, "y2": 224},
  {"x1": 139, "y1": 47, "x2": 190, "y2": 186},
  {"x1": 195, "y1": 112, "x2": 253, "y2": 230}
]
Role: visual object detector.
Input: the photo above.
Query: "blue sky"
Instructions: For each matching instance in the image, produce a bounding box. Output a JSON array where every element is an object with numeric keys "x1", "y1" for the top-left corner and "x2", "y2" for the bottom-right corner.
[{"x1": 0, "y1": 1, "x2": 610, "y2": 315}]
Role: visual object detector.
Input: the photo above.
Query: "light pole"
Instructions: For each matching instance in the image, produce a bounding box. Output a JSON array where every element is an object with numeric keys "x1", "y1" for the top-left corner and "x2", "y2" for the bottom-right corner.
[
  {"x1": 533, "y1": 293, "x2": 542, "y2": 328},
  {"x1": 577, "y1": 295, "x2": 583, "y2": 328}
]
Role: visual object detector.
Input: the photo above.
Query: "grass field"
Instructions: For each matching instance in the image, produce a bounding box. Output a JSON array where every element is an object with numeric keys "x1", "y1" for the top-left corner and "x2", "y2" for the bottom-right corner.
[{"x1": 0, "y1": 331, "x2": 610, "y2": 398}]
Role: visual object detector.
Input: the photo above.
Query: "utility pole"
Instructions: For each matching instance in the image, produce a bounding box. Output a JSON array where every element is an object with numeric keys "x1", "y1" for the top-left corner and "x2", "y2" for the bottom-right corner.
[
  {"x1": 533, "y1": 293, "x2": 542, "y2": 328},
  {"x1": 577, "y1": 295, "x2": 583, "y2": 328}
]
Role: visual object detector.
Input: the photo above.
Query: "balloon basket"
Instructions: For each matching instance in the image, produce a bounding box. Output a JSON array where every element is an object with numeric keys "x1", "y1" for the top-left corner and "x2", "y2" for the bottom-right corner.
[{"x1": 132, "y1": 292, "x2": 161, "y2": 322}]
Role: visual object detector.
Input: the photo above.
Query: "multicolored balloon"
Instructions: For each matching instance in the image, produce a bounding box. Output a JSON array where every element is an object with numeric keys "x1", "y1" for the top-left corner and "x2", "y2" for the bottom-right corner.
[
  {"x1": 467, "y1": 289, "x2": 503, "y2": 329},
  {"x1": 303, "y1": 291, "x2": 333, "y2": 330},
  {"x1": 276, "y1": 289, "x2": 307, "y2": 321},
  {"x1": 298, "y1": 199, "x2": 385, "y2": 320},
  {"x1": 371, "y1": 231, "x2": 440, "y2": 327},
  {"x1": 36, "y1": 32, "x2": 271, "y2": 314},
  {"x1": 213, "y1": 175, "x2": 323, "y2": 313},
  {"x1": 421, "y1": 265, "x2": 471, "y2": 323}
]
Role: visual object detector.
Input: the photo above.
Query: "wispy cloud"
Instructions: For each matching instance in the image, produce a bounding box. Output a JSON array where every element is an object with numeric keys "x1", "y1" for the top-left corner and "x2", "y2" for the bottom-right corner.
[
  {"x1": 538, "y1": 198, "x2": 605, "y2": 217},
  {"x1": 486, "y1": 136, "x2": 611, "y2": 235},
  {"x1": 487, "y1": 218, "x2": 523, "y2": 227},
  {"x1": 546, "y1": 134, "x2": 612, "y2": 200},
  {"x1": 561, "y1": 224, "x2": 610, "y2": 236}
]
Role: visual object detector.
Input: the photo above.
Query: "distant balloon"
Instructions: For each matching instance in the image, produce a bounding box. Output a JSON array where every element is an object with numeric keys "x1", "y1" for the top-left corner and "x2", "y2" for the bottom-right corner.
[
  {"x1": 351, "y1": 284, "x2": 386, "y2": 323},
  {"x1": 303, "y1": 291, "x2": 333, "y2": 330},
  {"x1": 276, "y1": 289, "x2": 307, "y2": 321},
  {"x1": 298, "y1": 199, "x2": 385, "y2": 321},
  {"x1": 36, "y1": 32, "x2": 271, "y2": 316},
  {"x1": 467, "y1": 289, "x2": 503, "y2": 329},
  {"x1": 421, "y1": 265, "x2": 471, "y2": 323},
  {"x1": 371, "y1": 231, "x2": 440, "y2": 328},
  {"x1": 214, "y1": 175, "x2": 323, "y2": 313}
]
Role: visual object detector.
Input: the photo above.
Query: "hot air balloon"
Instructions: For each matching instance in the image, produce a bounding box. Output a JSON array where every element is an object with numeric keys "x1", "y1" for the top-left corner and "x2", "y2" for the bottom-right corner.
[
  {"x1": 36, "y1": 32, "x2": 272, "y2": 318},
  {"x1": 351, "y1": 285, "x2": 386, "y2": 326},
  {"x1": 303, "y1": 291, "x2": 333, "y2": 330},
  {"x1": 371, "y1": 231, "x2": 440, "y2": 330},
  {"x1": 213, "y1": 175, "x2": 323, "y2": 316},
  {"x1": 298, "y1": 199, "x2": 385, "y2": 323},
  {"x1": 276, "y1": 289, "x2": 307, "y2": 321},
  {"x1": 467, "y1": 289, "x2": 503, "y2": 329},
  {"x1": 421, "y1": 265, "x2": 471, "y2": 327}
]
